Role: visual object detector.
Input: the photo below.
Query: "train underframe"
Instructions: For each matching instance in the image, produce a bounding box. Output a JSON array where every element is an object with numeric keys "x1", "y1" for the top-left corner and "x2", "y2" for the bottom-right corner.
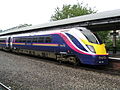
[
  {"x1": 0, "y1": 46, "x2": 108, "y2": 66},
  {"x1": 3, "y1": 47, "x2": 80, "y2": 65}
]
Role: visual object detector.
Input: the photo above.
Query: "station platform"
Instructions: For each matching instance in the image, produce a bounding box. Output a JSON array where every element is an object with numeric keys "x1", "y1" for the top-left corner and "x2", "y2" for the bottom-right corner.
[
  {"x1": 109, "y1": 57, "x2": 120, "y2": 61},
  {"x1": 109, "y1": 53, "x2": 120, "y2": 61}
]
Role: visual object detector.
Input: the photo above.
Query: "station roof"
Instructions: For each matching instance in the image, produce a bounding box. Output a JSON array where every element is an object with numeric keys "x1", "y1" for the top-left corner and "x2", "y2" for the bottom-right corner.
[{"x1": 1, "y1": 9, "x2": 120, "y2": 36}]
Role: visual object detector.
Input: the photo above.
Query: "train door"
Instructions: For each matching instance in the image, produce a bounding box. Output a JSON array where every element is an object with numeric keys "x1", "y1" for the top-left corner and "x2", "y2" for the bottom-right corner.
[
  {"x1": 7, "y1": 37, "x2": 13, "y2": 49},
  {"x1": 8, "y1": 37, "x2": 11, "y2": 48},
  {"x1": 58, "y1": 36, "x2": 67, "y2": 54}
]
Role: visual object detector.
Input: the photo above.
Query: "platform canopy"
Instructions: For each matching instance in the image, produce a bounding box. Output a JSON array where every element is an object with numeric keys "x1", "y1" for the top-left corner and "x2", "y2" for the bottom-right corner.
[{"x1": 1, "y1": 9, "x2": 120, "y2": 36}]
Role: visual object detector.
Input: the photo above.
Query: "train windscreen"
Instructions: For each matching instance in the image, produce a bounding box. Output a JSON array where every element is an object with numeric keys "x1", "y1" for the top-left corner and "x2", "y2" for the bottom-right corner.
[{"x1": 80, "y1": 29, "x2": 103, "y2": 44}]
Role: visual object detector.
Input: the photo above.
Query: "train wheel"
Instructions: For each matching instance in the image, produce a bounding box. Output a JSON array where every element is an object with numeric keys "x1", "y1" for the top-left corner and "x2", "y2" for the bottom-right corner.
[{"x1": 67, "y1": 56, "x2": 79, "y2": 65}]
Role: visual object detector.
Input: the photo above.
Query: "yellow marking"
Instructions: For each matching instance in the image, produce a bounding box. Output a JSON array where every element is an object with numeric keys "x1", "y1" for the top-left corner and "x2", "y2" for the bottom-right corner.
[
  {"x1": 81, "y1": 39, "x2": 108, "y2": 55},
  {"x1": 33, "y1": 44, "x2": 58, "y2": 46},
  {"x1": 13, "y1": 43, "x2": 25, "y2": 45},
  {"x1": 0, "y1": 42, "x2": 5, "y2": 44},
  {"x1": 13, "y1": 43, "x2": 58, "y2": 46}
]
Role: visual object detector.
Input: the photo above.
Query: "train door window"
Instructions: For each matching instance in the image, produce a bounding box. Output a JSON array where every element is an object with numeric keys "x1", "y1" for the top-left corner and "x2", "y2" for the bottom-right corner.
[
  {"x1": 38, "y1": 37, "x2": 44, "y2": 43},
  {"x1": 45, "y1": 36, "x2": 52, "y2": 43}
]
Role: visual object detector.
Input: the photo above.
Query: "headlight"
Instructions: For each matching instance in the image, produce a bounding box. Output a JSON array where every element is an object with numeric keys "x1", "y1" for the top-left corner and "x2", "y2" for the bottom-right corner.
[{"x1": 86, "y1": 45, "x2": 96, "y2": 53}]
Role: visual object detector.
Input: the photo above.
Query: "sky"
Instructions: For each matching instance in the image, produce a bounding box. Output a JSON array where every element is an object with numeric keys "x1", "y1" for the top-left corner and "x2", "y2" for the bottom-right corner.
[{"x1": 0, "y1": 0, "x2": 120, "y2": 30}]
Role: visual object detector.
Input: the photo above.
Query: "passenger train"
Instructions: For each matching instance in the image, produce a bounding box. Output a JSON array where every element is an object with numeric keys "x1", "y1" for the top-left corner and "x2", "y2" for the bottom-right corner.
[{"x1": 0, "y1": 27, "x2": 108, "y2": 65}]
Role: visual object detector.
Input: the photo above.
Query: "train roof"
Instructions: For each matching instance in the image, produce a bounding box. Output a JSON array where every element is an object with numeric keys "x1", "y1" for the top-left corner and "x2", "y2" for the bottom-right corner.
[{"x1": 1, "y1": 9, "x2": 120, "y2": 36}]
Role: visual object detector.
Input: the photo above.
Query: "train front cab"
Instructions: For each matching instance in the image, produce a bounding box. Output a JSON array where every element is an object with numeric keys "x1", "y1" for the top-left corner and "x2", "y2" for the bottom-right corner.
[
  {"x1": 79, "y1": 40, "x2": 108, "y2": 65},
  {"x1": 76, "y1": 28, "x2": 109, "y2": 65}
]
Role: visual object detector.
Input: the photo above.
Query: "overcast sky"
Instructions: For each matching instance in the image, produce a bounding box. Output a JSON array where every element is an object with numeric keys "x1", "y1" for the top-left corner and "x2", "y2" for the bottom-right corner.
[{"x1": 0, "y1": 0, "x2": 120, "y2": 30}]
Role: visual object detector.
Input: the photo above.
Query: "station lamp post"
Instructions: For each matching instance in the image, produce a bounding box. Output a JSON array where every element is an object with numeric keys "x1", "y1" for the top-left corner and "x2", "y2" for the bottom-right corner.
[{"x1": 110, "y1": 30, "x2": 119, "y2": 54}]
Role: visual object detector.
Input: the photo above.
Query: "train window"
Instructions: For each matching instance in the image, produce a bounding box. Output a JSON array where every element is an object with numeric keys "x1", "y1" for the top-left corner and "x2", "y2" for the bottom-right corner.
[
  {"x1": 45, "y1": 36, "x2": 52, "y2": 43},
  {"x1": 15, "y1": 38, "x2": 20, "y2": 42},
  {"x1": 93, "y1": 33, "x2": 103, "y2": 44},
  {"x1": 27, "y1": 38, "x2": 32, "y2": 43},
  {"x1": 15, "y1": 40, "x2": 18, "y2": 42},
  {"x1": 32, "y1": 38, "x2": 38, "y2": 43},
  {"x1": 22, "y1": 38, "x2": 26, "y2": 43},
  {"x1": 15, "y1": 37, "x2": 32, "y2": 43},
  {"x1": 38, "y1": 37, "x2": 44, "y2": 43},
  {"x1": 80, "y1": 29, "x2": 99, "y2": 44},
  {"x1": 0, "y1": 40, "x2": 5, "y2": 42},
  {"x1": 18, "y1": 39, "x2": 22, "y2": 42},
  {"x1": 0, "y1": 38, "x2": 6, "y2": 42}
]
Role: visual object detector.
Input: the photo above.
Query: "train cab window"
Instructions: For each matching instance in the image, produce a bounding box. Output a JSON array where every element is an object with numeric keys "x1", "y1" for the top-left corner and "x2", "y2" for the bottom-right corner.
[
  {"x1": 93, "y1": 33, "x2": 103, "y2": 44},
  {"x1": 80, "y1": 29, "x2": 100, "y2": 44},
  {"x1": 45, "y1": 36, "x2": 52, "y2": 43},
  {"x1": 38, "y1": 37, "x2": 44, "y2": 43}
]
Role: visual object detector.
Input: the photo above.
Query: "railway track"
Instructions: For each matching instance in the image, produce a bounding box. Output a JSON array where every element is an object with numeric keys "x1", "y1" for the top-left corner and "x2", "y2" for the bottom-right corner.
[
  {"x1": 3, "y1": 49, "x2": 120, "y2": 73},
  {"x1": 0, "y1": 50, "x2": 120, "y2": 89},
  {"x1": 4, "y1": 50, "x2": 120, "y2": 74},
  {"x1": 11, "y1": 51, "x2": 120, "y2": 76},
  {"x1": 65, "y1": 61, "x2": 120, "y2": 76}
]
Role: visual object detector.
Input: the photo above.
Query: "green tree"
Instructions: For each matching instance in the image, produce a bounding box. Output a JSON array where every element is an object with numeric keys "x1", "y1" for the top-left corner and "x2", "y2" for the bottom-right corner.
[
  {"x1": 51, "y1": 3, "x2": 96, "y2": 21},
  {"x1": 96, "y1": 31, "x2": 111, "y2": 50},
  {"x1": 51, "y1": 3, "x2": 111, "y2": 48},
  {"x1": 96, "y1": 31, "x2": 110, "y2": 43}
]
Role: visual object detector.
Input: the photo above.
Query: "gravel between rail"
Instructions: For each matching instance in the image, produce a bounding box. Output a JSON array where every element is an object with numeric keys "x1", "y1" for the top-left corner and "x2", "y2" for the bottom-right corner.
[{"x1": 0, "y1": 51, "x2": 120, "y2": 90}]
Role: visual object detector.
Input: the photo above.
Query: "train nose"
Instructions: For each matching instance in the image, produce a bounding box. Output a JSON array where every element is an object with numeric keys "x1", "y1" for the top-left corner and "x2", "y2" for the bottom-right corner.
[{"x1": 92, "y1": 44, "x2": 108, "y2": 55}]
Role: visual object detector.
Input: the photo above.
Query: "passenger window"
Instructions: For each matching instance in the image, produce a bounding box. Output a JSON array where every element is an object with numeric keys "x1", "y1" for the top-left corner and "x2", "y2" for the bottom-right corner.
[
  {"x1": 0, "y1": 38, "x2": 6, "y2": 42},
  {"x1": 19, "y1": 39, "x2": 22, "y2": 42},
  {"x1": 22, "y1": 38, "x2": 26, "y2": 43},
  {"x1": 33, "y1": 38, "x2": 38, "y2": 43},
  {"x1": 15, "y1": 40, "x2": 18, "y2": 42},
  {"x1": 45, "y1": 37, "x2": 52, "y2": 43},
  {"x1": 0, "y1": 40, "x2": 3, "y2": 42},
  {"x1": 15, "y1": 38, "x2": 18, "y2": 42},
  {"x1": 27, "y1": 38, "x2": 31, "y2": 43},
  {"x1": 38, "y1": 37, "x2": 44, "y2": 43}
]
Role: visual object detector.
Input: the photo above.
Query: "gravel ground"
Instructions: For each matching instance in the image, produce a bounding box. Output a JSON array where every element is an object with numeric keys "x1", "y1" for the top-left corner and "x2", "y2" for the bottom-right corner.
[{"x1": 0, "y1": 51, "x2": 120, "y2": 90}]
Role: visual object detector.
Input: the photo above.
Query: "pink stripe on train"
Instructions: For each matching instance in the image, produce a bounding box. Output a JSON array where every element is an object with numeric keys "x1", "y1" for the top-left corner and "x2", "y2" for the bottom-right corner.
[{"x1": 56, "y1": 33, "x2": 95, "y2": 55}]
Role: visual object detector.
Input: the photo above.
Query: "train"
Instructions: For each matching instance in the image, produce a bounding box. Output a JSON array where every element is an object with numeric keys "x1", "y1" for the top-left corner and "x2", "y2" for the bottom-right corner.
[{"x1": 0, "y1": 27, "x2": 108, "y2": 65}]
